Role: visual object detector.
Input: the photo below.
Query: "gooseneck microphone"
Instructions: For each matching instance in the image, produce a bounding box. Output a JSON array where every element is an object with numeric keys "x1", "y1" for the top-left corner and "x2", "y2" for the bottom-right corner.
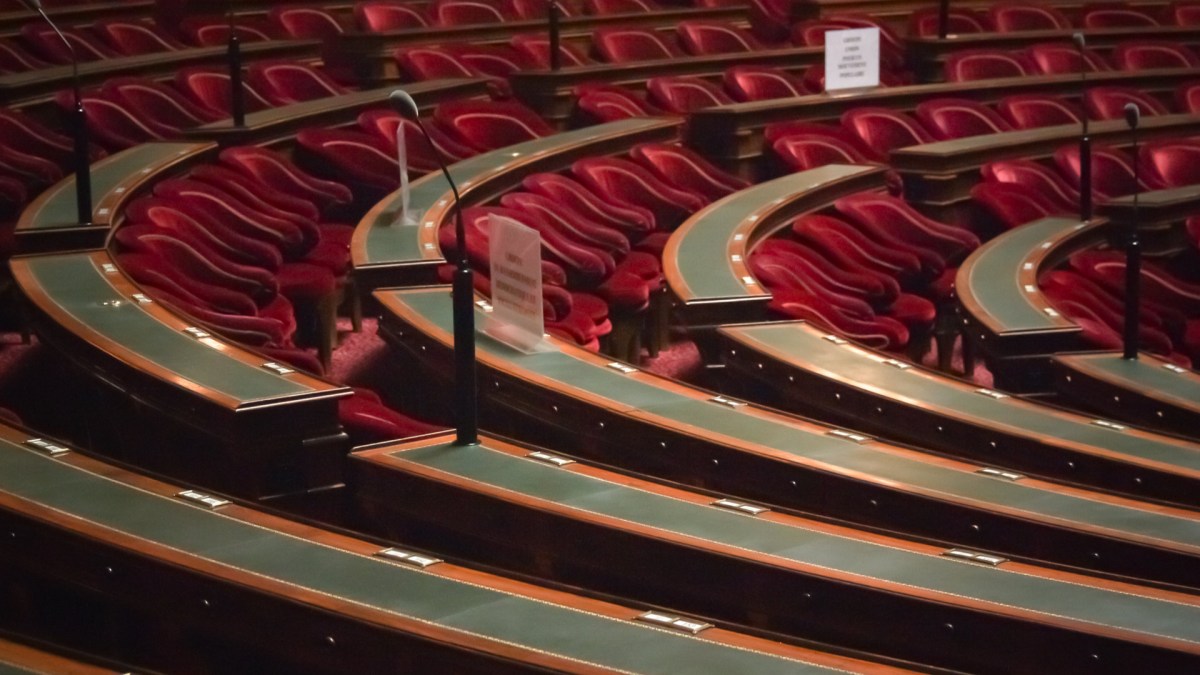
[
  {"x1": 548, "y1": 0, "x2": 561, "y2": 71},
  {"x1": 1122, "y1": 102, "x2": 1142, "y2": 361},
  {"x1": 227, "y1": 2, "x2": 245, "y2": 127},
  {"x1": 1074, "y1": 32, "x2": 1091, "y2": 221},
  {"x1": 389, "y1": 89, "x2": 478, "y2": 445},
  {"x1": 24, "y1": 0, "x2": 91, "y2": 225}
]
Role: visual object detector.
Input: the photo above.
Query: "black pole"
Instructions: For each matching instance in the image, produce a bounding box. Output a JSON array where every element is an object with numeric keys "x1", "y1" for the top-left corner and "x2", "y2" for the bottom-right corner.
[
  {"x1": 1122, "y1": 103, "x2": 1141, "y2": 361},
  {"x1": 1074, "y1": 33, "x2": 1091, "y2": 222},
  {"x1": 548, "y1": 0, "x2": 561, "y2": 72},
  {"x1": 937, "y1": 0, "x2": 950, "y2": 38},
  {"x1": 228, "y1": 8, "x2": 245, "y2": 127}
]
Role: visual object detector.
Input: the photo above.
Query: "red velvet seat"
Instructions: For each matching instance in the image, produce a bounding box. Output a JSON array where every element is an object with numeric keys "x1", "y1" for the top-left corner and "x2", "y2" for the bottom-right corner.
[
  {"x1": 750, "y1": 252, "x2": 876, "y2": 320},
  {"x1": 790, "y1": 214, "x2": 924, "y2": 285},
  {"x1": 357, "y1": 109, "x2": 476, "y2": 172},
  {"x1": 179, "y1": 16, "x2": 275, "y2": 46},
  {"x1": 247, "y1": 61, "x2": 349, "y2": 105},
  {"x1": 295, "y1": 128, "x2": 399, "y2": 196},
  {"x1": 1111, "y1": 40, "x2": 1200, "y2": 70},
  {"x1": 1027, "y1": 43, "x2": 1110, "y2": 75},
  {"x1": 268, "y1": 6, "x2": 345, "y2": 39},
  {"x1": 152, "y1": 178, "x2": 309, "y2": 257},
  {"x1": 790, "y1": 18, "x2": 905, "y2": 71},
  {"x1": 476, "y1": 205, "x2": 614, "y2": 284},
  {"x1": 1042, "y1": 269, "x2": 1170, "y2": 333},
  {"x1": 756, "y1": 237, "x2": 893, "y2": 306},
  {"x1": 339, "y1": 390, "x2": 441, "y2": 443},
  {"x1": 93, "y1": 21, "x2": 183, "y2": 56},
  {"x1": 970, "y1": 181, "x2": 1065, "y2": 229},
  {"x1": 511, "y1": 0, "x2": 578, "y2": 19},
  {"x1": 766, "y1": 120, "x2": 885, "y2": 160},
  {"x1": 766, "y1": 288, "x2": 909, "y2": 350},
  {"x1": 115, "y1": 226, "x2": 278, "y2": 302},
  {"x1": 996, "y1": 94, "x2": 1084, "y2": 130},
  {"x1": 988, "y1": 2, "x2": 1071, "y2": 30},
  {"x1": 354, "y1": 2, "x2": 428, "y2": 31},
  {"x1": 772, "y1": 134, "x2": 875, "y2": 174},
  {"x1": 1174, "y1": 79, "x2": 1200, "y2": 112},
  {"x1": 585, "y1": 0, "x2": 661, "y2": 12},
  {"x1": 174, "y1": 67, "x2": 274, "y2": 114},
  {"x1": 629, "y1": 142, "x2": 749, "y2": 202},
  {"x1": 115, "y1": 246, "x2": 264, "y2": 321},
  {"x1": 676, "y1": 21, "x2": 764, "y2": 55},
  {"x1": 433, "y1": 99, "x2": 552, "y2": 152},
  {"x1": 0, "y1": 37, "x2": 48, "y2": 73},
  {"x1": 945, "y1": 50, "x2": 1033, "y2": 82},
  {"x1": 1084, "y1": 86, "x2": 1170, "y2": 120},
  {"x1": 394, "y1": 46, "x2": 510, "y2": 96},
  {"x1": 511, "y1": 33, "x2": 591, "y2": 68},
  {"x1": 1053, "y1": 144, "x2": 1147, "y2": 198},
  {"x1": 1043, "y1": 275, "x2": 1176, "y2": 356},
  {"x1": 219, "y1": 146, "x2": 354, "y2": 216},
  {"x1": 58, "y1": 90, "x2": 176, "y2": 152},
  {"x1": 1169, "y1": 1, "x2": 1200, "y2": 25},
  {"x1": 501, "y1": 191, "x2": 631, "y2": 257},
  {"x1": 426, "y1": 0, "x2": 513, "y2": 25},
  {"x1": 982, "y1": 159, "x2": 1082, "y2": 213},
  {"x1": 909, "y1": 7, "x2": 990, "y2": 36},
  {"x1": 572, "y1": 157, "x2": 707, "y2": 229},
  {"x1": 436, "y1": 217, "x2": 570, "y2": 289},
  {"x1": 841, "y1": 107, "x2": 934, "y2": 157},
  {"x1": 645, "y1": 76, "x2": 733, "y2": 114},
  {"x1": 21, "y1": 24, "x2": 115, "y2": 64},
  {"x1": 101, "y1": 77, "x2": 224, "y2": 129},
  {"x1": 0, "y1": 106, "x2": 85, "y2": 168},
  {"x1": 141, "y1": 284, "x2": 293, "y2": 348},
  {"x1": 126, "y1": 196, "x2": 285, "y2": 271},
  {"x1": 1140, "y1": 138, "x2": 1200, "y2": 188},
  {"x1": 593, "y1": 26, "x2": 683, "y2": 62},
  {"x1": 574, "y1": 84, "x2": 664, "y2": 123},
  {"x1": 1082, "y1": 4, "x2": 1159, "y2": 28},
  {"x1": 915, "y1": 97, "x2": 1013, "y2": 140},
  {"x1": 835, "y1": 192, "x2": 980, "y2": 265},
  {"x1": 523, "y1": 172, "x2": 656, "y2": 236},
  {"x1": 0, "y1": 144, "x2": 63, "y2": 190},
  {"x1": 722, "y1": 66, "x2": 809, "y2": 101},
  {"x1": 444, "y1": 43, "x2": 531, "y2": 80},
  {"x1": 799, "y1": 64, "x2": 907, "y2": 92}
]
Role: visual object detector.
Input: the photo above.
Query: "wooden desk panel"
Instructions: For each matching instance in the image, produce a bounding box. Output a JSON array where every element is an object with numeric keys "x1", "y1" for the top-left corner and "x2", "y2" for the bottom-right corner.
[{"x1": 1052, "y1": 352, "x2": 1200, "y2": 441}]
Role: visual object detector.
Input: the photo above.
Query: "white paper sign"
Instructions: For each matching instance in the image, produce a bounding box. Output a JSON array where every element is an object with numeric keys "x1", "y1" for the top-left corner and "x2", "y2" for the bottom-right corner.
[
  {"x1": 824, "y1": 27, "x2": 880, "y2": 92},
  {"x1": 485, "y1": 214, "x2": 548, "y2": 353},
  {"x1": 394, "y1": 122, "x2": 419, "y2": 226}
]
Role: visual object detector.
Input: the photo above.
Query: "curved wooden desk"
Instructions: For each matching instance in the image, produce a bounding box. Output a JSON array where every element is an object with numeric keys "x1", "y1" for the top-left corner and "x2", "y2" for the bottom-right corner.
[
  {"x1": 1052, "y1": 352, "x2": 1200, "y2": 441},
  {"x1": 0, "y1": 638, "x2": 119, "y2": 675},
  {"x1": 716, "y1": 319, "x2": 1200, "y2": 507},
  {"x1": 351, "y1": 116, "x2": 681, "y2": 291},
  {"x1": 375, "y1": 286, "x2": 1200, "y2": 589}
]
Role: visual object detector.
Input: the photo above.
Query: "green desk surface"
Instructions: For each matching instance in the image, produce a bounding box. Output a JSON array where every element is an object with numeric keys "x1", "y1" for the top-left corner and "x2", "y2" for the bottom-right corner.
[
  {"x1": 395, "y1": 440, "x2": 1200, "y2": 648},
  {"x1": 957, "y1": 217, "x2": 1084, "y2": 335},
  {"x1": 15, "y1": 142, "x2": 213, "y2": 234},
  {"x1": 722, "y1": 322, "x2": 1200, "y2": 472},
  {"x1": 0, "y1": 663, "x2": 40, "y2": 675},
  {"x1": 16, "y1": 254, "x2": 324, "y2": 406},
  {"x1": 1055, "y1": 352, "x2": 1200, "y2": 412},
  {"x1": 383, "y1": 287, "x2": 1200, "y2": 550},
  {"x1": 667, "y1": 164, "x2": 876, "y2": 303},
  {"x1": 355, "y1": 118, "x2": 677, "y2": 268},
  {"x1": 0, "y1": 440, "x2": 837, "y2": 674}
]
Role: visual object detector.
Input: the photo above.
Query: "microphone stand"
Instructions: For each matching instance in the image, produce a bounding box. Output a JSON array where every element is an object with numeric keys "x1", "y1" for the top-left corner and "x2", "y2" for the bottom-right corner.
[
  {"x1": 227, "y1": 2, "x2": 245, "y2": 127},
  {"x1": 548, "y1": 0, "x2": 561, "y2": 72},
  {"x1": 1074, "y1": 33, "x2": 1091, "y2": 221},
  {"x1": 1122, "y1": 106, "x2": 1142, "y2": 361},
  {"x1": 27, "y1": 0, "x2": 91, "y2": 224},
  {"x1": 937, "y1": 0, "x2": 950, "y2": 39}
]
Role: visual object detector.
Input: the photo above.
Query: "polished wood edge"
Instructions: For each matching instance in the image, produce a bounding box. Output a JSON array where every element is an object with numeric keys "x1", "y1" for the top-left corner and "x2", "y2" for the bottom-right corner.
[{"x1": 1055, "y1": 352, "x2": 1200, "y2": 413}]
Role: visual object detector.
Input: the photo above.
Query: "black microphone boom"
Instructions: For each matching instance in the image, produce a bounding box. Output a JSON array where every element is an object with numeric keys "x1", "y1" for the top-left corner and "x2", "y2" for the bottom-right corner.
[
  {"x1": 1122, "y1": 102, "x2": 1142, "y2": 361},
  {"x1": 548, "y1": 0, "x2": 561, "y2": 71},
  {"x1": 227, "y1": 3, "x2": 245, "y2": 127},
  {"x1": 1073, "y1": 32, "x2": 1091, "y2": 222},
  {"x1": 389, "y1": 89, "x2": 478, "y2": 445},
  {"x1": 24, "y1": 0, "x2": 91, "y2": 225}
]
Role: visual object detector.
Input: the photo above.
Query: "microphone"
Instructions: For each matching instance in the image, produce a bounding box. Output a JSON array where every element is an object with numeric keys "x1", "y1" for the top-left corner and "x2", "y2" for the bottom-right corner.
[
  {"x1": 548, "y1": 0, "x2": 561, "y2": 71},
  {"x1": 1074, "y1": 32, "x2": 1091, "y2": 221},
  {"x1": 22, "y1": 0, "x2": 92, "y2": 225},
  {"x1": 389, "y1": 88, "x2": 477, "y2": 445},
  {"x1": 226, "y1": 2, "x2": 245, "y2": 127},
  {"x1": 1122, "y1": 101, "x2": 1142, "y2": 360}
]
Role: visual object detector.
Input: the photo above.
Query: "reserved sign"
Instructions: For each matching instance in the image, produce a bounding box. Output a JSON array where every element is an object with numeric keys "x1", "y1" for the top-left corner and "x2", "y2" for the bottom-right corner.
[
  {"x1": 824, "y1": 27, "x2": 880, "y2": 92},
  {"x1": 486, "y1": 214, "x2": 547, "y2": 352}
]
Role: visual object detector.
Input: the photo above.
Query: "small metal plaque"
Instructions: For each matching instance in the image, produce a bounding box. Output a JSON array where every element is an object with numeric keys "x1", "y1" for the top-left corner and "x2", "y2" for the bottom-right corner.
[
  {"x1": 1042, "y1": 307, "x2": 1060, "y2": 317},
  {"x1": 635, "y1": 611, "x2": 713, "y2": 635},
  {"x1": 24, "y1": 438, "x2": 70, "y2": 456},
  {"x1": 101, "y1": 263, "x2": 118, "y2": 274},
  {"x1": 131, "y1": 293, "x2": 152, "y2": 304},
  {"x1": 527, "y1": 451, "x2": 575, "y2": 467},
  {"x1": 709, "y1": 395, "x2": 746, "y2": 408},
  {"x1": 176, "y1": 490, "x2": 230, "y2": 510},
  {"x1": 183, "y1": 326, "x2": 212, "y2": 340},
  {"x1": 377, "y1": 547, "x2": 443, "y2": 568},
  {"x1": 741, "y1": 276, "x2": 757, "y2": 286},
  {"x1": 880, "y1": 358, "x2": 910, "y2": 370},
  {"x1": 1092, "y1": 419, "x2": 1127, "y2": 431},
  {"x1": 942, "y1": 548, "x2": 1008, "y2": 566},
  {"x1": 974, "y1": 388, "x2": 1008, "y2": 400},
  {"x1": 1164, "y1": 363, "x2": 1188, "y2": 374},
  {"x1": 822, "y1": 334, "x2": 848, "y2": 345},
  {"x1": 261, "y1": 362, "x2": 295, "y2": 376},
  {"x1": 826, "y1": 429, "x2": 872, "y2": 443},
  {"x1": 712, "y1": 498, "x2": 770, "y2": 516},
  {"x1": 606, "y1": 362, "x2": 637, "y2": 374},
  {"x1": 977, "y1": 467, "x2": 1024, "y2": 481},
  {"x1": 475, "y1": 300, "x2": 493, "y2": 312}
]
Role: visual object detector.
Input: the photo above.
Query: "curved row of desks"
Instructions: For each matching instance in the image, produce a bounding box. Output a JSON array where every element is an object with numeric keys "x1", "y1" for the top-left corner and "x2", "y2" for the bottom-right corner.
[
  {"x1": 0, "y1": 638, "x2": 119, "y2": 675},
  {"x1": 356, "y1": 433, "x2": 1200, "y2": 673},
  {"x1": 0, "y1": 425, "x2": 860, "y2": 674},
  {"x1": 375, "y1": 286, "x2": 1200, "y2": 590}
]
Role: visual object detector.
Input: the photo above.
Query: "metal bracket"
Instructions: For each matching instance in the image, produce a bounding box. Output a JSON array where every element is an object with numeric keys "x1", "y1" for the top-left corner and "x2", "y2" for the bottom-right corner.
[
  {"x1": 942, "y1": 549, "x2": 1008, "y2": 566},
  {"x1": 377, "y1": 548, "x2": 443, "y2": 569},
  {"x1": 606, "y1": 362, "x2": 637, "y2": 374},
  {"x1": 261, "y1": 362, "x2": 295, "y2": 376},
  {"x1": 977, "y1": 467, "x2": 1024, "y2": 481},
  {"x1": 527, "y1": 451, "x2": 575, "y2": 467},
  {"x1": 709, "y1": 395, "x2": 746, "y2": 408},
  {"x1": 826, "y1": 429, "x2": 872, "y2": 443},
  {"x1": 635, "y1": 611, "x2": 713, "y2": 634},
  {"x1": 1091, "y1": 419, "x2": 1127, "y2": 431},
  {"x1": 24, "y1": 438, "x2": 70, "y2": 456},
  {"x1": 974, "y1": 388, "x2": 1008, "y2": 400},
  {"x1": 712, "y1": 498, "x2": 770, "y2": 516},
  {"x1": 176, "y1": 490, "x2": 230, "y2": 510}
]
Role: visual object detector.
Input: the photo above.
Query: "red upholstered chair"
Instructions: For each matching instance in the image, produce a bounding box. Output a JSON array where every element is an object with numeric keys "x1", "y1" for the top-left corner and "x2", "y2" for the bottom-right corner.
[
  {"x1": 101, "y1": 77, "x2": 224, "y2": 129},
  {"x1": 835, "y1": 192, "x2": 980, "y2": 265},
  {"x1": 295, "y1": 128, "x2": 399, "y2": 196},
  {"x1": 0, "y1": 145, "x2": 63, "y2": 190},
  {"x1": 357, "y1": 109, "x2": 476, "y2": 171},
  {"x1": 1175, "y1": 80, "x2": 1200, "y2": 112},
  {"x1": 59, "y1": 90, "x2": 176, "y2": 152},
  {"x1": 1140, "y1": 138, "x2": 1200, "y2": 188},
  {"x1": 996, "y1": 94, "x2": 1084, "y2": 130},
  {"x1": 574, "y1": 84, "x2": 663, "y2": 123},
  {"x1": 511, "y1": 34, "x2": 591, "y2": 68},
  {"x1": 1111, "y1": 40, "x2": 1200, "y2": 70},
  {"x1": 268, "y1": 6, "x2": 345, "y2": 39},
  {"x1": 630, "y1": 142, "x2": 749, "y2": 202},
  {"x1": 21, "y1": 24, "x2": 115, "y2": 64},
  {"x1": 1169, "y1": 1, "x2": 1200, "y2": 24},
  {"x1": 841, "y1": 107, "x2": 934, "y2": 157},
  {"x1": 426, "y1": 0, "x2": 513, "y2": 25},
  {"x1": 749, "y1": 252, "x2": 876, "y2": 319},
  {"x1": 765, "y1": 121, "x2": 883, "y2": 160},
  {"x1": 676, "y1": 21, "x2": 764, "y2": 55},
  {"x1": 756, "y1": 237, "x2": 894, "y2": 306},
  {"x1": 188, "y1": 164, "x2": 331, "y2": 244},
  {"x1": 799, "y1": 64, "x2": 907, "y2": 93},
  {"x1": 1042, "y1": 269, "x2": 1172, "y2": 333},
  {"x1": 339, "y1": 389, "x2": 441, "y2": 443},
  {"x1": 909, "y1": 7, "x2": 990, "y2": 36},
  {"x1": 0, "y1": 37, "x2": 48, "y2": 73},
  {"x1": 179, "y1": 17, "x2": 275, "y2": 47},
  {"x1": 0, "y1": 107, "x2": 83, "y2": 168},
  {"x1": 645, "y1": 76, "x2": 733, "y2": 114},
  {"x1": 790, "y1": 214, "x2": 924, "y2": 287},
  {"x1": 772, "y1": 134, "x2": 875, "y2": 174},
  {"x1": 443, "y1": 44, "x2": 531, "y2": 79},
  {"x1": 971, "y1": 181, "x2": 1064, "y2": 230},
  {"x1": 593, "y1": 27, "x2": 683, "y2": 62},
  {"x1": 1084, "y1": 86, "x2": 1169, "y2": 120},
  {"x1": 988, "y1": 2, "x2": 1071, "y2": 30},
  {"x1": 126, "y1": 196, "x2": 285, "y2": 272},
  {"x1": 723, "y1": 66, "x2": 809, "y2": 101},
  {"x1": 982, "y1": 159, "x2": 1082, "y2": 212},
  {"x1": 174, "y1": 67, "x2": 274, "y2": 114},
  {"x1": 479, "y1": 205, "x2": 614, "y2": 283},
  {"x1": 915, "y1": 98, "x2": 1013, "y2": 140},
  {"x1": 1054, "y1": 144, "x2": 1146, "y2": 198},
  {"x1": 502, "y1": 191, "x2": 631, "y2": 258},
  {"x1": 791, "y1": 17, "x2": 907, "y2": 70},
  {"x1": 93, "y1": 21, "x2": 183, "y2": 56},
  {"x1": 152, "y1": 178, "x2": 309, "y2": 257},
  {"x1": 1073, "y1": 249, "x2": 1200, "y2": 315},
  {"x1": 767, "y1": 287, "x2": 910, "y2": 350},
  {"x1": 572, "y1": 157, "x2": 707, "y2": 229},
  {"x1": 247, "y1": 61, "x2": 349, "y2": 105},
  {"x1": 115, "y1": 245, "x2": 265, "y2": 322},
  {"x1": 433, "y1": 99, "x2": 552, "y2": 152},
  {"x1": 944, "y1": 50, "x2": 1033, "y2": 82},
  {"x1": 1027, "y1": 43, "x2": 1110, "y2": 75},
  {"x1": 1082, "y1": 4, "x2": 1159, "y2": 28},
  {"x1": 219, "y1": 146, "x2": 354, "y2": 216},
  {"x1": 115, "y1": 225, "x2": 278, "y2": 302},
  {"x1": 1043, "y1": 274, "x2": 1177, "y2": 356},
  {"x1": 354, "y1": 2, "x2": 428, "y2": 31},
  {"x1": 523, "y1": 172, "x2": 656, "y2": 236},
  {"x1": 511, "y1": 0, "x2": 578, "y2": 19},
  {"x1": 585, "y1": 0, "x2": 661, "y2": 12},
  {"x1": 394, "y1": 46, "x2": 509, "y2": 96}
]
